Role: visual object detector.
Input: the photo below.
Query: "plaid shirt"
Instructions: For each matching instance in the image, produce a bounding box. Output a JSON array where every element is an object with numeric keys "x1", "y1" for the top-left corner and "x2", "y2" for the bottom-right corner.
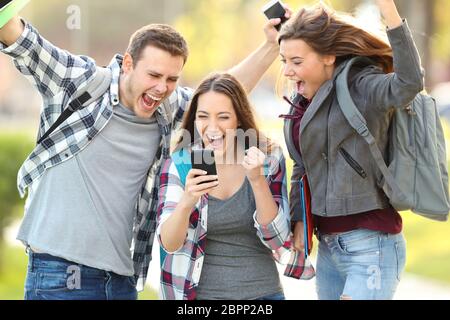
[
  {"x1": 157, "y1": 144, "x2": 315, "y2": 300},
  {"x1": 1, "y1": 21, "x2": 192, "y2": 290}
]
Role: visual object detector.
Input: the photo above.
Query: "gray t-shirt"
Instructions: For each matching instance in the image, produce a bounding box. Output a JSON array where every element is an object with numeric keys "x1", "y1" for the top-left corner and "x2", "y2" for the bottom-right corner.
[
  {"x1": 17, "y1": 103, "x2": 161, "y2": 276},
  {"x1": 196, "y1": 178, "x2": 283, "y2": 300}
]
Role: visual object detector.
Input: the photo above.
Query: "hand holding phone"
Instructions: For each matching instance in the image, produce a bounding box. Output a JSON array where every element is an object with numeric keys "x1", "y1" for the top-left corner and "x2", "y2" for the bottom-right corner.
[
  {"x1": 181, "y1": 150, "x2": 219, "y2": 207},
  {"x1": 191, "y1": 150, "x2": 218, "y2": 183},
  {"x1": 263, "y1": 0, "x2": 288, "y2": 31}
]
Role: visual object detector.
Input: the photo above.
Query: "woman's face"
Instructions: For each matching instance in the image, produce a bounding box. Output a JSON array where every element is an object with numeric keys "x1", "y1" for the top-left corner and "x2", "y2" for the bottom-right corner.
[
  {"x1": 280, "y1": 39, "x2": 335, "y2": 100},
  {"x1": 195, "y1": 91, "x2": 239, "y2": 157}
]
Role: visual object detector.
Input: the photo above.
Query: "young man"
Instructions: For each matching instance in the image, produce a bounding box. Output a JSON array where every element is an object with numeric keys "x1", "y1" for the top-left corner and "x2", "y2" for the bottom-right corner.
[{"x1": 0, "y1": 10, "x2": 287, "y2": 300}]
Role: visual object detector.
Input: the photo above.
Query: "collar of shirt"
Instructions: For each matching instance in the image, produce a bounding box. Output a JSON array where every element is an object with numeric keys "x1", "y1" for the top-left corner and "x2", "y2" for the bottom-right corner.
[
  {"x1": 279, "y1": 95, "x2": 310, "y2": 120},
  {"x1": 108, "y1": 54, "x2": 123, "y2": 107}
]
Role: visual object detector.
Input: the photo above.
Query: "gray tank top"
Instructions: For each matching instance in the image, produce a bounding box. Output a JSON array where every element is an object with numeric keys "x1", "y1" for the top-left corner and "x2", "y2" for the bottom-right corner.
[{"x1": 196, "y1": 178, "x2": 283, "y2": 300}]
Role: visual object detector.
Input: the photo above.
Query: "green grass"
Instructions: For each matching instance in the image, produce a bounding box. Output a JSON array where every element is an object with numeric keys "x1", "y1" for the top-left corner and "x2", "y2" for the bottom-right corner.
[
  {"x1": 0, "y1": 243, "x2": 28, "y2": 300},
  {"x1": 402, "y1": 212, "x2": 450, "y2": 283}
]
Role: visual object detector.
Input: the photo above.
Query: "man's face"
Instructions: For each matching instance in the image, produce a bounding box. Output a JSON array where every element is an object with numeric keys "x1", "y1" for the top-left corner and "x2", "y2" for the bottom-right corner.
[{"x1": 120, "y1": 45, "x2": 185, "y2": 118}]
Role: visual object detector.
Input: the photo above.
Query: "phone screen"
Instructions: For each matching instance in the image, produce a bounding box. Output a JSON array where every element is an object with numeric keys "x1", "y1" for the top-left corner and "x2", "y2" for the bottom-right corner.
[{"x1": 191, "y1": 150, "x2": 218, "y2": 178}]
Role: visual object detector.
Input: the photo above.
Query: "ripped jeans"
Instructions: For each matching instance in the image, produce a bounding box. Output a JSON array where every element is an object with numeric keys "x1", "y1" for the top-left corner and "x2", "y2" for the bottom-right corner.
[{"x1": 315, "y1": 229, "x2": 406, "y2": 300}]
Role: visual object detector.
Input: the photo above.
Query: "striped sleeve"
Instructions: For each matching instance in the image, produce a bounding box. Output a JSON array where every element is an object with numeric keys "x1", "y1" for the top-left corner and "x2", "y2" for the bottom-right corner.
[
  {"x1": 254, "y1": 151, "x2": 290, "y2": 250},
  {"x1": 0, "y1": 20, "x2": 96, "y2": 101},
  {"x1": 171, "y1": 86, "x2": 193, "y2": 130},
  {"x1": 156, "y1": 158, "x2": 187, "y2": 254}
]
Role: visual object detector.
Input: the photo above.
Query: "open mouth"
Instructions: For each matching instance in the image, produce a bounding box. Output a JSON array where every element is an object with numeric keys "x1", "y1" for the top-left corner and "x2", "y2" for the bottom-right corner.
[
  {"x1": 141, "y1": 93, "x2": 163, "y2": 111},
  {"x1": 206, "y1": 134, "x2": 224, "y2": 149},
  {"x1": 296, "y1": 81, "x2": 305, "y2": 95}
]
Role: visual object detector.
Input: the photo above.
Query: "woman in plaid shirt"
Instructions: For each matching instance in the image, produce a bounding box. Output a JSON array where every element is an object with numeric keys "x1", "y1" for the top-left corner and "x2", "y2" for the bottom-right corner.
[{"x1": 156, "y1": 73, "x2": 314, "y2": 300}]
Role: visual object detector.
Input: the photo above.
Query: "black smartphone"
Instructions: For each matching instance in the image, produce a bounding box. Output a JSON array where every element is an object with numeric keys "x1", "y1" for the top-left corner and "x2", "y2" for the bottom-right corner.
[
  {"x1": 0, "y1": 0, "x2": 13, "y2": 10},
  {"x1": 191, "y1": 150, "x2": 218, "y2": 183},
  {"x1": 263, "y1": 0, "x2": 288, "y2": 31}
]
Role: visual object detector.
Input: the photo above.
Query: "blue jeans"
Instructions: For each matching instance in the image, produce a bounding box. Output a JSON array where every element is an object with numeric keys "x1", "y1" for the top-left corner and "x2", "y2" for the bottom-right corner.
[
  {"x1": 256, "y1": 292, "x2": 285, "y2": 300},
  {"x1": 24, "y1": 251, "x2": 138, "y2": 300},
  {"x1": 315, "y1": 229, "x2": 406, "y2": 300}
]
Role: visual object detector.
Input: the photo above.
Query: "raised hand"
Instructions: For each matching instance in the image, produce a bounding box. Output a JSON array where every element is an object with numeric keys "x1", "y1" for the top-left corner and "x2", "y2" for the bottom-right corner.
[
  {"x1": 242, "y1": 147, "x2": 266, "y2": 182},
  {"x1": 375, "y1": 0, "x2": 403, "y2": 29},
  {"x1": 264, "y1": 4, "x2": 292, "y2": 45}
]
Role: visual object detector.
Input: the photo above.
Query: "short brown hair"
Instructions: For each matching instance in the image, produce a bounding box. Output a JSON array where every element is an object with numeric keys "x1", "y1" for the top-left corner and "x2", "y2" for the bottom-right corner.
[{"x1": 126, "y1": 24, "x2": 188, "y2": 66}]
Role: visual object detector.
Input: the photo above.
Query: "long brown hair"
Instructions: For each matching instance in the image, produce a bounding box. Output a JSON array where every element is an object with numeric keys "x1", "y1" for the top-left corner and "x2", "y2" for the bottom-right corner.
[
  {"x1": 279, "y1": 2, "x2": 394, "y2": 73},
  {"x1": 176, "y1": 73, "x2": 272, "y2": 154}
]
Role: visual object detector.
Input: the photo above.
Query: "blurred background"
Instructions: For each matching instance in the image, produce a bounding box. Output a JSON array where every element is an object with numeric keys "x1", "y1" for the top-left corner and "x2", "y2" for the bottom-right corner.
[{"x1": 1, "y1": 0, "x2": 450, "y2": 300}]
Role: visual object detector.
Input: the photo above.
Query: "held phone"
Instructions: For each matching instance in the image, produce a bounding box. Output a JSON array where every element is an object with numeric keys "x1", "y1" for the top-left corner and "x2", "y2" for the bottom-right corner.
[
  {"x1": 262, "y1": 0, "x2": 288, "y2": 31},
  {"x1": 191, "y1": 150, "x2": 218, "y2": 184}
]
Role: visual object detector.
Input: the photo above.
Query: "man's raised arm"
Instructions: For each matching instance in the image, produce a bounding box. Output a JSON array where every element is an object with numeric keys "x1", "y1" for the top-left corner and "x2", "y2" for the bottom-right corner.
[
  {"x1": 0, "y1": 15, "x2": 23, "y2": 46},
  {"x1": 228, "y1": 7, "x2": 291, "y2": 93}
]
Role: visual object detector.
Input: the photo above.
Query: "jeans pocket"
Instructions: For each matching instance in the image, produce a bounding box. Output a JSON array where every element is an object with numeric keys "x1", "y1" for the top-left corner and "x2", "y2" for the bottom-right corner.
[
  {"x1": 35, "y1": 272, "x2": 71, "y2": 299},
  {"x1": 338, "y1": 233, "x2": 381, "y2": 256}
]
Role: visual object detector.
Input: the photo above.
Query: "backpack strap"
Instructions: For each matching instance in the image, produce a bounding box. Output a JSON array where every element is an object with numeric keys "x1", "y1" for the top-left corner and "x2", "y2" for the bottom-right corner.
[
  {"x1": 335, "y1": 57, "x2": 406, "y2": 202},
  {"x1": 37, "y1": 66, "x2": 112, "y2": 144}
]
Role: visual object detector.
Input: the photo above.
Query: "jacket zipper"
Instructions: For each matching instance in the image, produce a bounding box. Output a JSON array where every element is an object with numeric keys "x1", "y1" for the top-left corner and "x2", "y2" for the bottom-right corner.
[{"x1": 339, "y1": 147, "x2": 367, "y2": 179}]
